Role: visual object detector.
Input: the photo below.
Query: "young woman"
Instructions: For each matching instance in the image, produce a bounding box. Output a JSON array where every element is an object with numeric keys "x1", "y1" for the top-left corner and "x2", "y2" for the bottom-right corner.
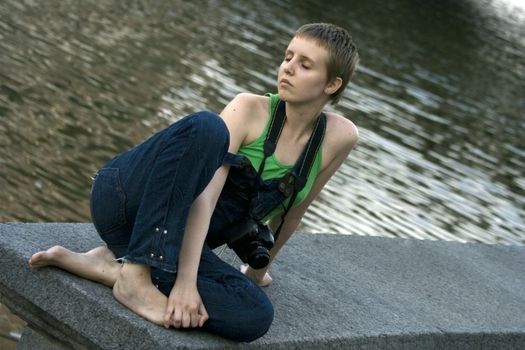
[{"x1": 29, "y1": 23, "x2": 359, "y2": 342}]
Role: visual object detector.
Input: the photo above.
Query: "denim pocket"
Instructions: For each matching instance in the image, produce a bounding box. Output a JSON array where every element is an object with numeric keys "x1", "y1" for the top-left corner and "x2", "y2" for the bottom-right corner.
[
  {"x1": 250, "y1": 179, "x2": 286, "y2": 221},
  {"x1": 90, "y1": 167, "x2": 127, "y2": 235}
]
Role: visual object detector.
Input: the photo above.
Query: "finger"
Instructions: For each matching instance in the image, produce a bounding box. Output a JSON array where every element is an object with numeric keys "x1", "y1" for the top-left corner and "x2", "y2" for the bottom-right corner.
[
  {"x1": 181, "y1": 310, "x2": 191, "y2": 328},
  {"x1": 190, "y1": 310, "x2": 199, "y2": 328},
  {"x1": 164, "y1": 305, "x2": 174, "y2": 328},
  {"x1": 198, "y1": 304, "x2": 209, "y2": 327},
  {"x1": 172, "y1": 308, "x2": 182, "y2": 328}
]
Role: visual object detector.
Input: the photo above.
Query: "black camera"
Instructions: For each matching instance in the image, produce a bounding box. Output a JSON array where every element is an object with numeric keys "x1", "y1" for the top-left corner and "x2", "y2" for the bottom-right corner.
[{"x1": 226, "y1": 218, "x2": 275, "y2": 269}]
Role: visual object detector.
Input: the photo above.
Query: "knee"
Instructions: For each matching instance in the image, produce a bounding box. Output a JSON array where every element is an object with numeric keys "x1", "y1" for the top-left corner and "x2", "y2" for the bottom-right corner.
[
  {"x1": 191, "y1": 111, "x2": 230, "y2": 153},
  {"x1": 226, "y1": 294, "x2": 274, "y2": 342},
  {"x1": 240, "y1": 298, "x2": 274, "y2": 342}
]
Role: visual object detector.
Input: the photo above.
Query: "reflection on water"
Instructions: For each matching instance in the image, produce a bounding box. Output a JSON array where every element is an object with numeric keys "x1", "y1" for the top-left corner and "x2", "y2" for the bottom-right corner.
[{"x1": 0, "y1": 0, "x2": 524, "y2": 245}]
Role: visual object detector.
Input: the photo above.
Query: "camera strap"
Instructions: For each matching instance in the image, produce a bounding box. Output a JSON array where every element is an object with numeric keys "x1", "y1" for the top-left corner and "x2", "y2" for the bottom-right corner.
[{"x1": 257, "y1": 99, "x2": 326, "y2": 242}]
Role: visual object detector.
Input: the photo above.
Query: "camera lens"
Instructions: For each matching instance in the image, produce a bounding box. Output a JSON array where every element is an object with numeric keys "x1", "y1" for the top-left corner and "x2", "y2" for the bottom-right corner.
[{"x1": 248, "y1": 246, "x2": 270, "y2": 269}]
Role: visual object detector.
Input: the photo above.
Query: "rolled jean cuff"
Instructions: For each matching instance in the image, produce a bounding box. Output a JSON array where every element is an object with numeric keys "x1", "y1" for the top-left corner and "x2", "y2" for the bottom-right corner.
[{"x1": 121, "y1": 254, "x2": 178, "y2": 273}]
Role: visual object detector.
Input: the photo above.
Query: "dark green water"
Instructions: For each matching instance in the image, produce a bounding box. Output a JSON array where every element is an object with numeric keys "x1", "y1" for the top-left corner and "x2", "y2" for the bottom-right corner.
[{"x1": 1, "y1": 0, "x2": 524, "y2": 244}]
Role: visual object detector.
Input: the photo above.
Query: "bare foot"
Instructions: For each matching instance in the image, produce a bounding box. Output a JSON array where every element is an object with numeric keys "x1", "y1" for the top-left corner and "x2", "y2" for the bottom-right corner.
[
  {"x1": 29, "y1": 246, "x2": 121, "y2": 287},
  {"x1": 29, "y1": 245, "x2": 70, "y2": 268},
  {"x1": 112, "y1": 263, "x2": 168, "y2": 326}
]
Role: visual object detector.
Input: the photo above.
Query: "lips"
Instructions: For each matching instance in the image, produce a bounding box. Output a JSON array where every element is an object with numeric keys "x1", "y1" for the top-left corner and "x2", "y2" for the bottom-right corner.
[{"x1": 280, "y1": 78, "x2": 293, "y2": 87}]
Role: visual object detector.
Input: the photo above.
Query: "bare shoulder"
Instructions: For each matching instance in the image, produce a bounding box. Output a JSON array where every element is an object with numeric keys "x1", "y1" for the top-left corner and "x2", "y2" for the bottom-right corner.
[
  {"x1": 325, "y1": 112, "x2": 359, "y2": 151},
  {"x1": 221, "y1": 93, "x2": 267, "y2": 118},
  {"x1": 321, "y1": 112, "x2": 359, "y2": 168},
  {"x1": 220, "y1": 93, "x2": 269, "y2": 152}
]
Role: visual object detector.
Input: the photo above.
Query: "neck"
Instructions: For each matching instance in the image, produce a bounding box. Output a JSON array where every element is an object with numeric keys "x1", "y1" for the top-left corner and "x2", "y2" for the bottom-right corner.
[{"x1": 284, "y1": 99, "x2": 326, "y2": 141}]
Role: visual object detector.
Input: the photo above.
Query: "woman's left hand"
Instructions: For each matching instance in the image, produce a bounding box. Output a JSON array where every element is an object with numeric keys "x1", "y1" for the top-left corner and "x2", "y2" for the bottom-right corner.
[
  {"x1": 164, "y1": 278, "x2": 209, "y2": 329},
  {"x1": 240, "y1": 264, "x2": 273, "y2": 287}
]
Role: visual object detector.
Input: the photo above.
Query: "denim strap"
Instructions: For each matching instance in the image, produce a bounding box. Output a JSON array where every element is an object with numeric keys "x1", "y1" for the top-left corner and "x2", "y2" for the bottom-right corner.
[
  {"x1": 273, "y1": 112, "x2": 326, "y2": 242},
  {"x1": 223, "y1": 152, "x2": 250, "y2": 167}
]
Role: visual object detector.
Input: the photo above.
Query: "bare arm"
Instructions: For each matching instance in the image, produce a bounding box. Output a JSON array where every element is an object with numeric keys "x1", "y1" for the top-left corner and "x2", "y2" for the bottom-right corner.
[
  {"x1": 164, "y1": 94, "x2": 262, "y2": 328},
  {"x1": 164, "y1": 165, "x2": 229, "y2": 328},
  {"x1": 175, "y1": 167, "x2": 228, "y2": 284}
]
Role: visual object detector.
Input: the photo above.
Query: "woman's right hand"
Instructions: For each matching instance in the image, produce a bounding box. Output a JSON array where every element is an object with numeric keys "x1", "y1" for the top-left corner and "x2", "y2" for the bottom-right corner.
[{"x1": 163, "y1": 278, "x2": 209, "y2": 329}]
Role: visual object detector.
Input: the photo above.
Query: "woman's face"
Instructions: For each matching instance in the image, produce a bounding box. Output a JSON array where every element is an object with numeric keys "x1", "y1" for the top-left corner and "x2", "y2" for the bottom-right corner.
[{"x1": 277, "y1": 36, "x2": 332, "y2": 104}]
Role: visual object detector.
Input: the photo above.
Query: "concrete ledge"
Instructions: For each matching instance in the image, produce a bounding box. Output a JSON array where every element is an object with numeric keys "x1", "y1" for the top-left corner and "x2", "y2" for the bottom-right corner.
[{"x1": 1, "y1": 223, "x2": 524, "y2": 349}]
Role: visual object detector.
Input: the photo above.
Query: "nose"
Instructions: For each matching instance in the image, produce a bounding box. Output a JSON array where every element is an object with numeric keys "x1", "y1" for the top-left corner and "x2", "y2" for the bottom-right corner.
[{"x1": 282, "y1": 60, "x2": 293, "y2": 75}]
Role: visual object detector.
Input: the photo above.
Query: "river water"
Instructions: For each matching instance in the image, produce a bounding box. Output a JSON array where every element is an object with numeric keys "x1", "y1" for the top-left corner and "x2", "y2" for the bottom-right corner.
[
  {"x1": 1, "y1": 0, "x2": 524, "y2": 247},
  {"x1": 0, "y1": 0, "x2": 524, "y2": 344}
]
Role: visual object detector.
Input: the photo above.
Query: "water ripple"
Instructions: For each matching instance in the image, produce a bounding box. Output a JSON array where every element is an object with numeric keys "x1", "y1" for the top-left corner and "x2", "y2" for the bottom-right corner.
[{"x1": 0, "y1": 0, "x2": 523, "y2": 246}]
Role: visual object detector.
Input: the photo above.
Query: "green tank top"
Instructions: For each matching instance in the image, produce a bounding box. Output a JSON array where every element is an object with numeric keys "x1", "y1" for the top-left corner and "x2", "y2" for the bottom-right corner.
[{"x1": 237, "y1": 93, "x2": 323, "y2": 221}]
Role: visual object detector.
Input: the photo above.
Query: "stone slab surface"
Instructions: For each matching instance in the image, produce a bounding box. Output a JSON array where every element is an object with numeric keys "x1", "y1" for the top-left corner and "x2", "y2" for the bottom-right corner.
[
  {"x1": 17, "y1": 326, "x2": 71, "y2": 350},
  {"x1": 1, "y1": 223, "x2": 525, "y2": 349}
]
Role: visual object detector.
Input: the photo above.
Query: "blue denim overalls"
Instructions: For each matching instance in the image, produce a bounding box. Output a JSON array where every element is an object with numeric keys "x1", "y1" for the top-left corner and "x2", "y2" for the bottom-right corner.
[{"x1": 90, "y1": 111, "x2": 290, "y2": 342}]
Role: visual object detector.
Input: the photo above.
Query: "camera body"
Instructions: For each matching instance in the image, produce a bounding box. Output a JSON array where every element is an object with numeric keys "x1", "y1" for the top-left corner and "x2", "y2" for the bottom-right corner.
[{"x1": 226, "y1": 218, "x2": 275, "y2": 269}]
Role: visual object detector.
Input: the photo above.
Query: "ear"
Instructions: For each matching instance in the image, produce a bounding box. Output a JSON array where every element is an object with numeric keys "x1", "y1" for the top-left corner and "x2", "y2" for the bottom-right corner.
[{"x1": 324, "y1": 77, "x2": 343, "y2": 96}]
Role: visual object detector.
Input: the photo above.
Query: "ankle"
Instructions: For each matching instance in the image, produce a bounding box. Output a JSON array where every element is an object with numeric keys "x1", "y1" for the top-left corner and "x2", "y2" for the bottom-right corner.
[{"x1": 118, "y1": 262, "x2": 151, "y2": 281}]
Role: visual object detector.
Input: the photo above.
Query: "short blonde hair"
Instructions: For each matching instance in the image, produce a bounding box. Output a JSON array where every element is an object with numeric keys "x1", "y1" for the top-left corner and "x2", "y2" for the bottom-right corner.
[{"x1": 295, "y1": 23, "x2": 359, "y2": 105}]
